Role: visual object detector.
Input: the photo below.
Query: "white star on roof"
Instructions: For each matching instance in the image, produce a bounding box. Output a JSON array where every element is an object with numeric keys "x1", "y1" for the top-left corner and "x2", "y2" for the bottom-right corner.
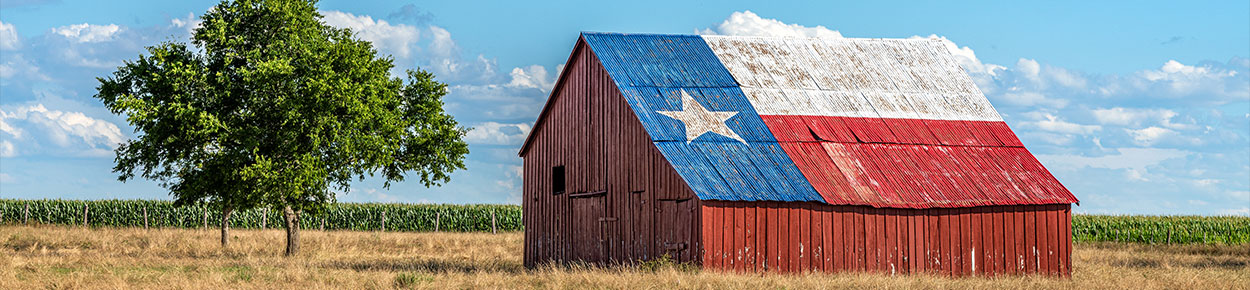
[{"x1": 657, "y1": 90, "x2": 746, "y2": 143}]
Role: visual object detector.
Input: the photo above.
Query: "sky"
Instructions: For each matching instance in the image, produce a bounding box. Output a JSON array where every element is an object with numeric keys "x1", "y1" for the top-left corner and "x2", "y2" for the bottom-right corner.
[{"x1": 0, "y1": 0, "x2": 1247, "y2": 215}]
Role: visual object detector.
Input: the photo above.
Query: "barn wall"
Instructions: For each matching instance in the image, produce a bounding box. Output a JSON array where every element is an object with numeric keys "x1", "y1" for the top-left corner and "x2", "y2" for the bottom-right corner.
[
  {"x1": 523, "y1": 39, "x2": 702, "y2": 268},
  {"x1": 701, "y1": 202, "x2": 1072, "y2": 277}
]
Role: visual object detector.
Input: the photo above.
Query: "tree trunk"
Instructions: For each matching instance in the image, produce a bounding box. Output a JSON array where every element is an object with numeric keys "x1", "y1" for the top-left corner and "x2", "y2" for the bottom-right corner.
[
  {"x1": 283, "y1": 205, "x2": 301, "y2": 256},
  {"x1": 220, "y1": 206, "x2": 233, "y2": 248}
]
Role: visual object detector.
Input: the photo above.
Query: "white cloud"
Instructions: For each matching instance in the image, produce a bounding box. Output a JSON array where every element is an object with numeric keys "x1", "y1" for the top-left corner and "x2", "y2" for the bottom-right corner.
[
  {"x1": 0, "y1": 21, "x2": 19, "y2": 50},
  {"x1": 507, "y1": 65, "x2": 555, "y2": 91},
  {"x1": 0, "y1": 104, "x2": 125, "y2": 155},
  {"x1": 1132, "y1": 60, "x2": 1242, "y2": 99},
  {"x1": 1125, "y1": 168, "x2": 1149, "y2": 181},
  {"x1": 0, "y1": 54, "x2": 51, "y2": 81},
  {"x1": 1037, "y1": 147, "x2": 1190, "y2": 172},
  {"x1": 997, "y1": 91, "x2": 1069, "y2": 108},
  {"x1": 169, "y1": 13, "x2": 202, "y2": 36},
  {"x1": 0, "y1": 140, "x2": 15, "y2": 157},
  {"x1": 320, "y1": 10, "x2": 421, "y2": 59},
  {"x1": 427, "y1": 25, "x2": 456, "y2": 59},
  {"x1": 0, "y1": 115, "x2": 20, "y2": 138},
  {"x1": 1092, "y1": 107, "x2": 1182, "y2": 127},
  {"x1": 697, "y1": 10, "x2": 843, "y2": 39},
  {"x1": 1020, "y1": 113, "x2": 1100, "y2": 135},
  {"x1": 51, "y1": 23, "x2": 121, "y2": 43},
  {"x1": 464, "y1": 122, "x2": 531, "y2": 145},
  {"x1": 1125, "y1": 126, "x2": 1176, "y2": 146},
  {"x1": 697, "y1": 11, "x2": 1005, "y2": 81}
]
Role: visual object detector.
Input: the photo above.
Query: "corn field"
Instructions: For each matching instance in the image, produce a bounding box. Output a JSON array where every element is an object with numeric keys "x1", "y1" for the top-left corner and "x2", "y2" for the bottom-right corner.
[
  {"x1": 2, "y1": 199, "x2": 1247, "y2": 244},
  {"x1": 0, "y1": 199, "x2": 521, "y2": 232},
  {"x1": 1072, "y1": 214, "x2": 1250, "y2": 245}
]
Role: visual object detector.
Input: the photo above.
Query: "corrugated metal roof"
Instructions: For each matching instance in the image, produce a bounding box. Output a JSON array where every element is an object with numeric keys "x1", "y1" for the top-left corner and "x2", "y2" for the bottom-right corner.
[{"x1": 580, "y1": 32, "x2": 1076, "y2": 208}]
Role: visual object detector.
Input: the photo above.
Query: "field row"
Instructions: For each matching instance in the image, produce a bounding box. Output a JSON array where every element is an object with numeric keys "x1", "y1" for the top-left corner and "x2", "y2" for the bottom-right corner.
[
  {"x1": 1, "y1": 199, "x2": 1247, "y2": 244},
  {"x1": 0, "y1": 199, "x2": 520, "y2": 232}
]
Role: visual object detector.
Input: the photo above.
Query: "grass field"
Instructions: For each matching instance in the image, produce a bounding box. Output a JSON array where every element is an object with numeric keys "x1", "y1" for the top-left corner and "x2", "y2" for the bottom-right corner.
[{"x1": 1, "y1": 226, "x2": 1247, "y2": 289}]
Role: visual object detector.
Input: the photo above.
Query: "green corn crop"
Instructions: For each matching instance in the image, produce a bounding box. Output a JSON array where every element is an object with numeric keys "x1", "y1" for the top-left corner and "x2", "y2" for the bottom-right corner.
[
  {"x1": 1072, "y1": 214, "x2": 1250, "y2": 245},
  {"x1": 0, "y1": 199, "x2": 522, "y2": 232}
]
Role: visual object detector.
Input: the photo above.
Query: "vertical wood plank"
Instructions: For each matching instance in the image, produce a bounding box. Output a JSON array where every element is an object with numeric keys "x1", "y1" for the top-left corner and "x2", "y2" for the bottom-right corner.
[
  {"x1": 885, "y1": 209, "x2": 897, "y2": 275},
  {"x1": 745, "y1": 204, "x2": 757, "y2": 271},
  {"x1": 734, "y1": 204, "x2": 745, "y2": 272},
  {"x1": 800, "y1": 203, "x2": 811, "y2": 272},
  {"x1": 768, "y1": 203, "x2": 780, "y2": 272}
]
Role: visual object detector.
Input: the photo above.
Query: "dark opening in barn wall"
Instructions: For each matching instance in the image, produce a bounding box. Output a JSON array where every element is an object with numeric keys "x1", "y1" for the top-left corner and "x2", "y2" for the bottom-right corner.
[{"x1": 552, "y1": 166, "x2": 565, "y2": 195}]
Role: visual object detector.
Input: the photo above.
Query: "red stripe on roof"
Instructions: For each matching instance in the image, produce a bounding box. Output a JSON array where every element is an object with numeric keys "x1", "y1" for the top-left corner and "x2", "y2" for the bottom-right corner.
[{"x1": 763, "y1": 115, "x2": 1078, "y2": 208}]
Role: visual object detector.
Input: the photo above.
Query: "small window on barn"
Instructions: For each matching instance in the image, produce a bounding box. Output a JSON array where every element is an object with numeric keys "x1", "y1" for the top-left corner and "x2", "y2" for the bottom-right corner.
[{"x1": 552, "y1": 166, "x2": 565, "y2": 195}]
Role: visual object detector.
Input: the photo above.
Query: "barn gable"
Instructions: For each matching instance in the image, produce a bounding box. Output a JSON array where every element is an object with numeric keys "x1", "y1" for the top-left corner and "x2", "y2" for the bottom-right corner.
[
  {"x1": 550, "y1": 32, "x2": 1078, "y2": 209},
  {"x1": 521, "y1": 37, "x2": 705, "y2": 266}
]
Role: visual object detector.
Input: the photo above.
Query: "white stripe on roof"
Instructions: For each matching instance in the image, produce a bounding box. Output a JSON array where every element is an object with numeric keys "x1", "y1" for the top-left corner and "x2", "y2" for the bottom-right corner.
[{"x1": 702, "y1": 35, "x2": 1003, "y2": 122}]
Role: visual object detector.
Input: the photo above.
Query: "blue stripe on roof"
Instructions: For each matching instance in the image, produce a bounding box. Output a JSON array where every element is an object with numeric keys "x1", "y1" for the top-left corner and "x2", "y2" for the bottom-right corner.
[{"x1": 584, "y1": 32, "x2": 824, "y2": 203}]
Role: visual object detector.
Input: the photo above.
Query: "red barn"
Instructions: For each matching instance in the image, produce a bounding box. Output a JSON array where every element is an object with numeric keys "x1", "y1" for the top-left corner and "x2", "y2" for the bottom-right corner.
[{"x1": 519, "y1": 32, "x2": 1078, "y2": 276}]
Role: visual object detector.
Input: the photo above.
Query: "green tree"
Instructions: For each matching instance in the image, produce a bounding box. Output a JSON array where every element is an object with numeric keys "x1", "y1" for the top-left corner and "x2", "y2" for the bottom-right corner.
[{"x1": 94, "y1": 0, "x2": 469, "y2": 255}]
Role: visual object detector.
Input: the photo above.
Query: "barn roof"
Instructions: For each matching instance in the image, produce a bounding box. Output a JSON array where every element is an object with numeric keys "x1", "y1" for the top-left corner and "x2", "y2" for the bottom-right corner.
[{"x1": 523, "y1": 32, "x2": 1078, "y2": 208}]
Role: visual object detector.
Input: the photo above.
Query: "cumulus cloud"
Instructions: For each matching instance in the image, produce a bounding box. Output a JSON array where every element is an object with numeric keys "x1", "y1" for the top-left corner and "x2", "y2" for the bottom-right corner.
[
  {"x1": 0, "y1": 104, "x2": 125, "y2": 156},
  {"x1": 697, "y1": 10, "x2": 843, "y2": 39},
  {"x1": 0, "y1": 140, "x2": 15, "y2": 157},
  {"x1": 169, "y1": 13, "x2": 202, "y2": 36},
  {"x1": 1019, "y1": 112, "x2": 1100, "y2": 135},
  {"x1": 507, "y1": 65, "x2": 554, "y2": 91},
  {"x1": 464, "y1": 122, "x2": 531, "y2": 145},
  {"x1": 1125, "y1": 126, "x2": 1177, "y2": 146},
  {"x1": 1131, "y1": 60, "x2": 1244, "y2": 100},
  {"x1": 0, "y1": 21, "x2": 19, "y2": 50},
  {"x1": 320, "y1": 10, "x2": 421, "y2": 59},
  {"x1": 1037, "y1": 147, "x2": 1189, "y2": 172},
  {"x1": 0, "y1": 54, "x2": 51, "y2": 82},
  {"x1": 1092, "y1": 107, "x2": 1180, "y2": 127},
  {"x1": 51, "y1": 23, "x2": 121, "y2": 43}
]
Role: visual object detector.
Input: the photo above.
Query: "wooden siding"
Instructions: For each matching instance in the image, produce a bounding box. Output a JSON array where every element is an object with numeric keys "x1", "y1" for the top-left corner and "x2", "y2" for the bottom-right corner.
[
  {"x1": 523, "y1": 39, "x2": 702, "y2": 267},
  {"x1": 701, "y1": 202, "x2": 1072, "y2": 277}
]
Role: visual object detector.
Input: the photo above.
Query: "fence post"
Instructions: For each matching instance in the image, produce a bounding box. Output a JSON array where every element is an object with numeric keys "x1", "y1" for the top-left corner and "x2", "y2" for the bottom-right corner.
[
  {"x1": 202, "y1": 209, "x2": 208, "y2": 230},
  {"x1": 24, "y1": 203, "x2": 29, "y2": 225},
  {"x1": 143, "y1": 207, "x2": 149, "y2": 230},
  {"x1": 320, "y1": 218, "x2": 325, "y2": 231},
  {"x1": 491, "y1": 210, "x2": 497, "y2": 234},
  {"x1": 83, "y1": 204, "x2": 89, "y2": 227},
  {"x1": 381, "y1": 211, "x2": 387, "y2": 232},
  {"x1": 435, "y1": 212, "x2": 440, "y2": 232},
  {"x1": 261, "y1": 208, "x2": 268, "y2": 230}
]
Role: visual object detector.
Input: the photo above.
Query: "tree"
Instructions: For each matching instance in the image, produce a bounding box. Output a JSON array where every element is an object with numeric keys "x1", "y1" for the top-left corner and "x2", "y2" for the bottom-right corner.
[{"x1": 95, "y1": 0, "x2": 469, "y2": 256}]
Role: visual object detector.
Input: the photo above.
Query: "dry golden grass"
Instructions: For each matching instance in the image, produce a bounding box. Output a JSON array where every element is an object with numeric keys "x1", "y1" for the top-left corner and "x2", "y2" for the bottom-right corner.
[{"x1": 1, "y1": 225, "x2": 1246, "y2": 289}]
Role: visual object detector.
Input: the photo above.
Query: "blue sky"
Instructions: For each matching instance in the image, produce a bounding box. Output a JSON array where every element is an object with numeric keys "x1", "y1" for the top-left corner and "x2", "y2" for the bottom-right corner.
[{"x1": 0, "y1": 0, "x2": 1246, "y2": 215}]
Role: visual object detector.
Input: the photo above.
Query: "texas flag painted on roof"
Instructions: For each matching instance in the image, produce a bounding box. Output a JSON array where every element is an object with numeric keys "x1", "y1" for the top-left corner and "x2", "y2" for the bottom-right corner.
[{"x1": 578, "y1": 32, "x2": 1077, "y2": 209}]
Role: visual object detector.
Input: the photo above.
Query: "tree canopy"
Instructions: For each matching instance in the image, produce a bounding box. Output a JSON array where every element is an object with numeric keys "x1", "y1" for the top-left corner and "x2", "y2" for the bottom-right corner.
[{"x1": 95, "y1": 0, "x2": 469, "y2": 254}]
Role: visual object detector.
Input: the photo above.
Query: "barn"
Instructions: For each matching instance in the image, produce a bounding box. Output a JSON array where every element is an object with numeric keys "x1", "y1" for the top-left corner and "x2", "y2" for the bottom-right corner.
[{"x1": 518, "y1": 32, "x2": 1079, "y2": 276}]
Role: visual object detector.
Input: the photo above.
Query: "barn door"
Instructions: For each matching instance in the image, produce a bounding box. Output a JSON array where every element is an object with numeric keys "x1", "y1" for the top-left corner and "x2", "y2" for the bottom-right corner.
[
  {"x1": 657, "y1": 198, "x2": 693, "y2": 263},
  {"x1": 571, "y1": 192, "x2": 610, "y2": 263}
]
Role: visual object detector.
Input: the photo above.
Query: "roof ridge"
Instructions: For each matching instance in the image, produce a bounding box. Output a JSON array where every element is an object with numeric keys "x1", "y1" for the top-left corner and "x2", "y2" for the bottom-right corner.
[{"x1": 580, "y1": 31, "x2": 942, "y2": 42}]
